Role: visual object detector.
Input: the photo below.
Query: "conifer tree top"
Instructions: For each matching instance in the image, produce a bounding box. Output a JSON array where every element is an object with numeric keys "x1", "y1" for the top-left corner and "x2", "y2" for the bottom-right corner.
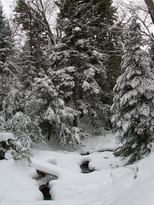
[{"x1": 111, "y1": 17, "x2": 154, "y2": 163}]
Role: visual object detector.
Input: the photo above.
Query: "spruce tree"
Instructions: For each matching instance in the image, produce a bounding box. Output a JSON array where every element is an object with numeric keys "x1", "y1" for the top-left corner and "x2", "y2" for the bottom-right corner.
[
  {"x1": 75, "y1": 0, "x2": 122, "y2": 103},
  {"x1": 111, "y1": 17, "x2": 154, "y2": 163},
  {"x1": 52, "y1": 0, "x2": 107, "y2": 134},
  {"x1": 15, "y1": 0, "x2": 50, "y2": 77},
  {"x1": 0, "y1": 5, "x2": 13, "y2": 109}
]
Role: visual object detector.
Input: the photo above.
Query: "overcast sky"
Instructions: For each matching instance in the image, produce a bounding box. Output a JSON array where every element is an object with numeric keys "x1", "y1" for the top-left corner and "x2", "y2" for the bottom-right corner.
[
  {"x1": 0, "y1": 0, "x2": 153, "y2": 32},
  {"x1": 1, "y1": 0, "x2": 14, "y2": 18},
  {"x1": 1, "y1": 0, "x2": 146, "y2": 18}
]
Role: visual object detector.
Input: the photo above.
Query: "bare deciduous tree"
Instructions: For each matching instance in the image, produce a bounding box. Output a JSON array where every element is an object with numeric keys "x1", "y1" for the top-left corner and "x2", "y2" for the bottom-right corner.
[
  {"x1": 114, "y1": 0, "x2": 154, "y2": 43},
  {"x1": 26, "y1": 0, "x2": 55, "y2": 45}
]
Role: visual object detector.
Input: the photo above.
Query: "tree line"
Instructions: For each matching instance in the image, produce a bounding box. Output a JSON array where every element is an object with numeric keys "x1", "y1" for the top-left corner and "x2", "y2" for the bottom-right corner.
[{"x1": 0, "y1": 0, "x2": 153, "y2": 163}]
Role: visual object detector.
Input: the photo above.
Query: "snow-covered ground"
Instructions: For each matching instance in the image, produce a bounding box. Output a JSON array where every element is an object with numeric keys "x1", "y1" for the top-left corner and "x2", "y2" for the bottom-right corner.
[
  {"x1": 0, "y1": 135, "x2": 154, "y2": 205},
  {"x1": 79, "y1": 131, "x2": 118, "y2": 153}
]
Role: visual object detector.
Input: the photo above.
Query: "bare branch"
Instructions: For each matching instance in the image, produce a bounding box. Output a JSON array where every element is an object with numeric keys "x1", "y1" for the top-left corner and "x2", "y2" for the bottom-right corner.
[{"x1": 25, "y1": 0, "x2": 55, "y2": 45}]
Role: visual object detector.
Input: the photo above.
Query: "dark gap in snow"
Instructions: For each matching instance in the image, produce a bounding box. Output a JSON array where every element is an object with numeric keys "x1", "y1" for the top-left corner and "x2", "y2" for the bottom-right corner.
[
  {"x1": 80, "y1": 161, "x2": 94, "y2": 174},
  {"x1": 80, "y1": 152, "x2": 90, "y2": 156},
  {"x1": 39, "y1": 183, "x2": 51, "y2": 200},
  {"x1": 35, "y1": 170, "x2": 58, "y2": 201},
  {"x1": 0, "y1": 149, "x2": 5, "y2": 160},
  {"x1": 36, "y1": 170, "x2": 57, "y2": 180},
  {"x1": 36, "y1": 170, "x2": 49, "y2": 179}
]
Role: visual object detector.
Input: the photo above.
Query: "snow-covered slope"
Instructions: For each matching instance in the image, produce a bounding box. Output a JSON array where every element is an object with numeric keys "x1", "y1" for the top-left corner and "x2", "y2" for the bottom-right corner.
[
  {"x1": 0, "y1": 137, "x2": 153, "y2": 205},
  {"x1": 0, "y1": 160, "x2": 42, "y2": 205}
]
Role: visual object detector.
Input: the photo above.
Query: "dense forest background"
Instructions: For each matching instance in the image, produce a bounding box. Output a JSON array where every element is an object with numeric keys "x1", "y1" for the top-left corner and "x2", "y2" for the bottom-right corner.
[{"x1": 0, "y1": 0, "x2": 154, "y2": 162}]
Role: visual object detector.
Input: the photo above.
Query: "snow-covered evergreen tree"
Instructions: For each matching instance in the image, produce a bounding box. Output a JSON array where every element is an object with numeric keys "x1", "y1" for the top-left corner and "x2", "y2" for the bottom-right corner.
[
  {"x1": 74, "y1": 0, "x2": 122, "y2": 103},
  {"x1": 52, "y1": 0, "x2": 107, "y2": 134},
  {"x1": 0, "y1": 5, "x2": 13, "y2": 110},
  {"x1": 15, "y1": 0, "x2": 51, "y2": 87},
  {"x1": 19, "y1": 42, "x2": 38, "y2": 89},
  {"x1": 29, "y1": 74, "x2": 83, "y2": 147},
  {"x1": 111, "y1": 17, "x2": 154, "y2": 163},
  {"x1": 2, "y1": 88, "x2": 44, "y2": 159}
]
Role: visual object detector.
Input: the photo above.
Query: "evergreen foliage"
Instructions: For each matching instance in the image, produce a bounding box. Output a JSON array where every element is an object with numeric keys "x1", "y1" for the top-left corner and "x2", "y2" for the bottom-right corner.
[
  {"x1": 19, "y1": 42, "x2": 38, "y2": 89},
  {"x1": 71, "y1": 0, "x2": 122, "y2": 103},
  {"x1": 111, "y1": 17, "x2": 154, "y2": 163},
  {"x1": 0, "y1": 5, "x2": 13, "y2": 109},
  {"x1": 29, "y1": 74, "x2": 83, "y2": 147},
  {"x1": 1, "y1": 88, "x2": 44, "y2": 159},
  {"x1": 1, "y1": 0, "x2": 153, "y2": 162},
  {"x1": 15, "y1": 0, "x2": 50, "y2": 77},
  {"x1": 53, "y1": 0, "x2": 109, "y2": 134}
]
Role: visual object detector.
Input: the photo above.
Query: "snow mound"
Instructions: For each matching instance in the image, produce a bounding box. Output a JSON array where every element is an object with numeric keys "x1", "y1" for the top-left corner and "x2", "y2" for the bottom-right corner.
[
  {"x1": 0, "y1": 160, "x2": 42, "y2": 205},
  {"x1": 0, "y1": 132, "x2": 14, "y2": 142}
]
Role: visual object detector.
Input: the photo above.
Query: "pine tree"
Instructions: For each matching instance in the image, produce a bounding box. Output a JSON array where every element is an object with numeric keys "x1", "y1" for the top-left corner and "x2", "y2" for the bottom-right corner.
[
  {"x1": 74, "y1": 0, "x2": 122, "y2": 103},
  {"x1": 111, "y1": 17, "x2": 154, "y2": 163},
  {"x1": 52, "y1": 0, "x2": 107, "y2": 134},
  {"x1": 15, "y1": 0, "x2": 50, "y2": 77},
  {"x1": 0, "y1": 5, "x2": 13, "y2": 109}
]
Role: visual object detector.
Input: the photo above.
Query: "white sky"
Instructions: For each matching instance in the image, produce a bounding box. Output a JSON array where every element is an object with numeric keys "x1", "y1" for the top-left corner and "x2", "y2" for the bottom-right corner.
[
  {"x1": 1, "y1": 0, "x2": 14, "y2": 18},
  {"x1": 1, "y1": 0, "x2": 153, "y2": 34},
  {"x1": 0, "y1": 0, "x2": 147, "y2": 19}
]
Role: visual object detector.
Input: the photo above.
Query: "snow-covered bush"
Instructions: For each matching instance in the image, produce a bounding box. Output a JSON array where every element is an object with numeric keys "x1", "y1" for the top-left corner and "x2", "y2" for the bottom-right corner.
[
  {"x1": 0, "y1": 132, "x2": 14, "y2": 160},
  {"x1": 31, "y1": 74, "x2": 83, "y2": 147},
  {"x1": 7, "y1": 112, "x2": 43, "y2": 146},
  {"x1": 111, "y1": 17, "x2": 154, "y2": 163},
  {"x1": 2, "y1": 88, "x2": 44, "y2": 160},
  {"x1": 0, "y1": 132, "x2": 31, "y2": 161},
  {"x1": 3, "y1": 88, "x2": 25, "y2": 117},
  {"x1": 43, "y1": 98, "x2": 84, "y2": 147}
]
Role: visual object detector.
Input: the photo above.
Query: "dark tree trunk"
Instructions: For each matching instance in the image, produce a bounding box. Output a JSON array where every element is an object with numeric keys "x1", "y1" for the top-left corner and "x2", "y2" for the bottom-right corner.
[
  {"x1": 144, "y1": 0, "x2": 154, "y2": 24},
  {"x1": 73, "y1": 115, "x2": 78, "y2": 127}
]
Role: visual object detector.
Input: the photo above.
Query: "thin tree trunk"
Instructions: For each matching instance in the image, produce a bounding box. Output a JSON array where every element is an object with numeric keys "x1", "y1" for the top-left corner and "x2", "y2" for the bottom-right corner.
[
  {"x1": 39, "y1": 0, "x2": 55, "y2": 45},
  {"x1": 37, "y1": 35, "x2": 42, "y2": 69},
  {"x1": 144, "y1": 0, "x2": 154, "y2": 24}
]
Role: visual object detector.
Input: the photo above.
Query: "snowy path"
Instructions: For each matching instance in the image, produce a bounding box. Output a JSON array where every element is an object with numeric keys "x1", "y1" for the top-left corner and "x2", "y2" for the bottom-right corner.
[{"x1": 0, "y1": 138, "x2": 154, "y2": 205}]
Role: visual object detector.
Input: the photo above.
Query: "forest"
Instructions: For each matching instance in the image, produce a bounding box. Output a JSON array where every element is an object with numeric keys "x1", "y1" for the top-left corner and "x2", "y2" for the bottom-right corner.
[{"x1": 0, "y1": 0, "x2": 154, "y2": 205}]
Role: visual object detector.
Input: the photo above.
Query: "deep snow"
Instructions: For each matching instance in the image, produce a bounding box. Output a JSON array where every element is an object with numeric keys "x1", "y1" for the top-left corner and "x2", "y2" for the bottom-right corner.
[
  {"x1": 0, "y1": 134, "x2": 154, "y2": 205},
  {"x1": 0, "y1": 132, "x2": 14, "y2": 142}
]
